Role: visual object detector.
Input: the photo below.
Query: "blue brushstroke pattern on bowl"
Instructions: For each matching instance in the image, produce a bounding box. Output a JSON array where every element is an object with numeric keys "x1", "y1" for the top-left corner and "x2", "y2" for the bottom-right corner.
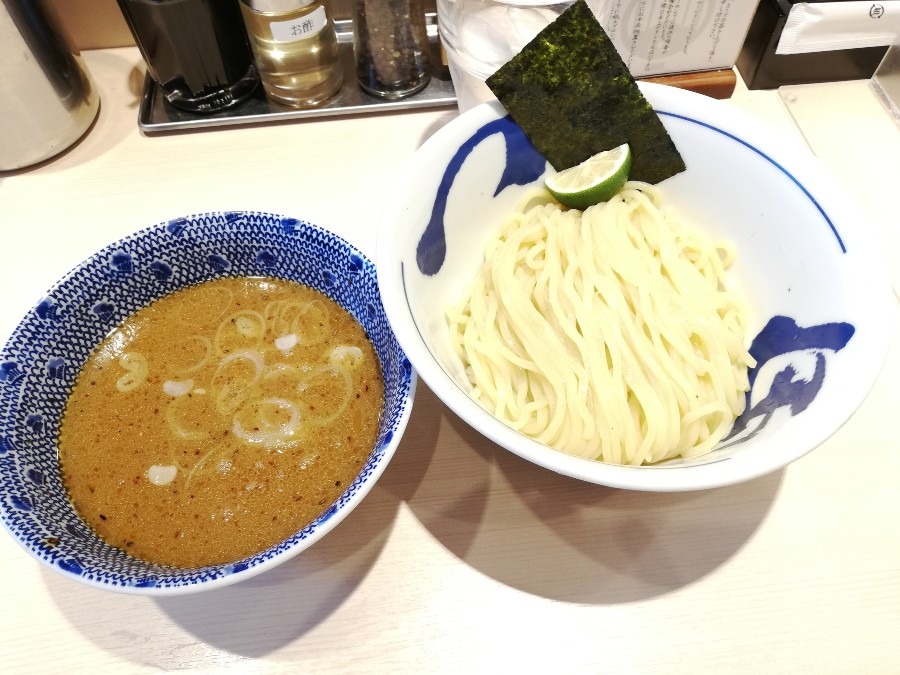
[{"x1": 376, "y1": 85, "x2": 892, "y2": 491}]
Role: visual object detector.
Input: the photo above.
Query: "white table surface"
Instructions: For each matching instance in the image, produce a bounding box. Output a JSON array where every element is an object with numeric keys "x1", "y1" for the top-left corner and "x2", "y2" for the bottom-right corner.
[{"x1": 1, "y1": 48, "x2": 898, "y2": 674}]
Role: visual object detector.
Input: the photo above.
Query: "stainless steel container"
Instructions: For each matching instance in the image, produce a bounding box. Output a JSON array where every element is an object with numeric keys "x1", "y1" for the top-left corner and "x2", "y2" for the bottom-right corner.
[{"x1": 0, "y1": 0, "x2": 100, "y2": 170}]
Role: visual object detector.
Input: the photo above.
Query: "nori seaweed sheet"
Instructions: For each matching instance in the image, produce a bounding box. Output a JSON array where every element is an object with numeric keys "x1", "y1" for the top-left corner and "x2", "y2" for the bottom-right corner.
[{"x1": 485, "y1": 0, "x2": 685, "y2": 184}]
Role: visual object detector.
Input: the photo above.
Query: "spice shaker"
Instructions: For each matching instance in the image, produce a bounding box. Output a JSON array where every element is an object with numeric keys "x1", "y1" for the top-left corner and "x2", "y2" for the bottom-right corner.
[
  {"x1": 239, "y1": 0, "x2": 343, "y2": 108},
  {"x1": 353, "y1": 0, "x2": 431, "y2": 99},
  {"x1": 117, "y1": 0, "x2": 259, "y2": 114}
]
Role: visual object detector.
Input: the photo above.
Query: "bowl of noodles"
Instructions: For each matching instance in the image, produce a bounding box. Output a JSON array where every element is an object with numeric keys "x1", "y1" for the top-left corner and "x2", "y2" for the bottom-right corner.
[
  {"x1": 0, "y1": 212, "x2": 415, "y2": 593},
  {"x1": 376, "y1": 83, "x2": 891, "y2": 491}
]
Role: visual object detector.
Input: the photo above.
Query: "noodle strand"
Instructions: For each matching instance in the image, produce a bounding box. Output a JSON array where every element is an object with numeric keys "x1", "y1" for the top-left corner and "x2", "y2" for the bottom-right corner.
[{"x1": 446, "y1": 183, "x2": 756, "y2": 465}]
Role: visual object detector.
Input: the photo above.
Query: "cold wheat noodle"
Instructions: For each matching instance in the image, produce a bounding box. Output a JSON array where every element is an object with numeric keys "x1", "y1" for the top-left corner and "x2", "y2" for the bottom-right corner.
[{"x1": 446, "y1": 182, "x2": 756, "y2": 465}]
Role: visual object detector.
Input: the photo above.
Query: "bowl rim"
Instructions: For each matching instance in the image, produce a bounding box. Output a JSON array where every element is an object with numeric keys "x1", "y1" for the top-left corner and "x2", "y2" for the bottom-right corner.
[
  {"x1": 376, "y1": 83, "x2": 893, "y2": 491},
  {"x1": 0, "y1": 210, "x2": 417, "y2": 594}
]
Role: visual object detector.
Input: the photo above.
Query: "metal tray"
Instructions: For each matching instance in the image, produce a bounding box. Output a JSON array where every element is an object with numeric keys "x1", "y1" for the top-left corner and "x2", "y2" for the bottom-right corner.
[{"x1": 138, "y1": 15, "x2": 457, "y2": 133}]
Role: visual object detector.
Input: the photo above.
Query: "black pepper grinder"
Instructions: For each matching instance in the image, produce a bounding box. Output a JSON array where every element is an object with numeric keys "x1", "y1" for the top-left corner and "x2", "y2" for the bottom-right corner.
[{"x1": 353, "y1": 0, "x2": 430, "y2": 99}]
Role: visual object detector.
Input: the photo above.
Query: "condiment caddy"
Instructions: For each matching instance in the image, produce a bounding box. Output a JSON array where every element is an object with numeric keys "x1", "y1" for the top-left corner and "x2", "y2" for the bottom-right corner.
[{"x1": 138, "y1": 14, "x2": 455, "y2": 132}]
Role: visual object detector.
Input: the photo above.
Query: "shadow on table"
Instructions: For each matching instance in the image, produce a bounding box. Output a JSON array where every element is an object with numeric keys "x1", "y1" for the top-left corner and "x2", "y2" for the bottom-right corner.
[
  {"x1": 42, "y1": 383, "x2": 443, "y2": 662},
  {"x1": 396, "y1": 383, "x2": 784, "y2": 605},
  {"x1": 42, "y1": 380, "x2": 780, "y2": 661},
  {"x1": 42, "y1": 482, "x2": 397, "y2": 662}
]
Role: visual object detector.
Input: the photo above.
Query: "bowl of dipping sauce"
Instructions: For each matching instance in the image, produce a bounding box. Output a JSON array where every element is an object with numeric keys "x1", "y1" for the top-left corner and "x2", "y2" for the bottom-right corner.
[
  {"x1": 0, "y1": 212, "x2": 415, "y2": 593},
  {"x1": 376, "y1": 84, "x2": 891, "y2": 491}
]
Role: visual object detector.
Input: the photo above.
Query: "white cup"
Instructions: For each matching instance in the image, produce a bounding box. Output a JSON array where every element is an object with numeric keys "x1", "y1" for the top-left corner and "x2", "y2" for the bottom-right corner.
[{"x1": 437, "y1": 0, "x2": 574, "y2": 112}]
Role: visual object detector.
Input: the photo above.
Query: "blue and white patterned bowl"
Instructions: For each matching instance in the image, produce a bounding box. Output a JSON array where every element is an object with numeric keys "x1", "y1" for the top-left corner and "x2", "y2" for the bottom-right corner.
[
  {"x1": 0, "y1": 212, "x2": 415, "y2": 593},
  {"x1": 377, "y1": 84, "x2": 892, "y2": 491}
]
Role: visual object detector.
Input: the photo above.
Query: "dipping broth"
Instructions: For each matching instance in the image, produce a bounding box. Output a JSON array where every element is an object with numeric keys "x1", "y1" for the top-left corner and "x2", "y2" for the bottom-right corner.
[{"x1": 59, "y1": 277, "x2": 384, "y2": 568}]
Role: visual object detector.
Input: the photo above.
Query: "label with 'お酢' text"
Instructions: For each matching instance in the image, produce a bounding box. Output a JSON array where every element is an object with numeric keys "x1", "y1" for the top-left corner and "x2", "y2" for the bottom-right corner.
[{"x1": 269, "y1": 5, "x2": 327, "y2": 42}]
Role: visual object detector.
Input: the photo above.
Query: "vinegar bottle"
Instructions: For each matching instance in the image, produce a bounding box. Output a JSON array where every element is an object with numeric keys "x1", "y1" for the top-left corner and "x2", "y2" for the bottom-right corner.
[{"x1": 239, "y1": 0, "x2": 342, "y2": 108}]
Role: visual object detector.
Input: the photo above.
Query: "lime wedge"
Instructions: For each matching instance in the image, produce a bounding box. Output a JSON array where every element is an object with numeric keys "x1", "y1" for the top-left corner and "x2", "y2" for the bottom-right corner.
[{"x1": 545, "y1": 143, "x2": 632, "y2": 209}]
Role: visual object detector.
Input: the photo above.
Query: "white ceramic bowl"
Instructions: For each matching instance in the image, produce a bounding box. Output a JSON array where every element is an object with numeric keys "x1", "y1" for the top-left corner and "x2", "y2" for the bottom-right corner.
[
  {"x1": 0, "y1": 212, "x2": 415, "y2": 593},
  {"x1": 377, "y1": 83, "x2": 891, "y2": 491}
]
